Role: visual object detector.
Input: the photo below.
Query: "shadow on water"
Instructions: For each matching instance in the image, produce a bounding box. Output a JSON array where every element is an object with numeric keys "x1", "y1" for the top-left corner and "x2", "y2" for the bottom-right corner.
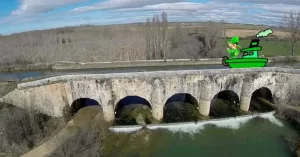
[
  {"x1": 250, "y1": 87, "x2": 274, "y2": 112},
  {"x1": 103, "y1": 129, "x2": 168, "y2": 157},
  {"x1": 163, "y1": 93, "x2": 200, "y2": 123},
  {"x1": 114, "y1": 89, "x2": 277, "y2": 126},
  {"x1": 114, "y1": 96, "x2": 155, "y2": 126},
  {"x1": 210, "y1": 90, "x2": 241, "y2": 118},
  {"x1": 69, "y1": 98, "x2": 100, "y2": 117}
]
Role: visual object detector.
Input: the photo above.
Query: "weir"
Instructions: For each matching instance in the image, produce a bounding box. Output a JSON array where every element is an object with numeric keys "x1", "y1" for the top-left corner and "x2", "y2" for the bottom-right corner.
[{"x1": 108, "y1": 111, "x2": 283, "y2": 133}]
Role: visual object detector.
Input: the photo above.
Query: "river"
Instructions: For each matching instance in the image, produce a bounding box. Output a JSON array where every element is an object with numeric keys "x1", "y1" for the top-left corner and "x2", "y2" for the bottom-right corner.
[{"x1": 107, "y1": 112, "x2": 298, "y2": 157}]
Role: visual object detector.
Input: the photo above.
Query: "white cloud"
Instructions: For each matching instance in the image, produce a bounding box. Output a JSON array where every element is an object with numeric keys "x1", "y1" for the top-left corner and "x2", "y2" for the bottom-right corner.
[
  {"x1": 109, "y1": 1, "x2": 295, "y2": 25},
  {"x1": 211, "y1": 0, "x2": 300, "y2": 6},
  {"x1": 261, "y1": 4, "x2": 300, "y2": 14},
  {"x1": 115, "y1": 2, "x2": 252, "y2": 12},
  {"x1": 2, "y1": 0, "x2": 300, "y2": 34},
  {"x1": 12, "y1": 0, "x2": 87, "y2": 15},
  {"x1": 71, "y1": 0, "x2": 183, "y2": 12}
]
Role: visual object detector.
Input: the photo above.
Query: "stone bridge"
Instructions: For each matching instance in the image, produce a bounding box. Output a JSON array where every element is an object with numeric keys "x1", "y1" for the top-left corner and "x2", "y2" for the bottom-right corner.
[{"x1": 1, "y1": 67, "x2": 300, "y2": 122}]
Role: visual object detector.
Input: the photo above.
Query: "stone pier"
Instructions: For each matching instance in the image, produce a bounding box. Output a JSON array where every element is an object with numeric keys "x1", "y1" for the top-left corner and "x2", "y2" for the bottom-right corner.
[
  {"x1": 151, "y1": 79, "x2": 165, "y2": 121},
  {"x1": 240, "y1": 77, "x2": 254, "y2": 112},
  {"x1": 199, "y1": 80, "x2": 213, "y2": 116}
]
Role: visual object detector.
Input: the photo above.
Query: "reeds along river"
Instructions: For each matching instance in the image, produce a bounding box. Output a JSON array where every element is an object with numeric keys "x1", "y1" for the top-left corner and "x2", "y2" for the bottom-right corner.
[{"x1": 106, "y1": 112, "x2": 298, "y2": 157}]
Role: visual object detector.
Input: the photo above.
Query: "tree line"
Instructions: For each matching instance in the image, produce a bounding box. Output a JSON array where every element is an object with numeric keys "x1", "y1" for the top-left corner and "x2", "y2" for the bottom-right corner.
[{"x1": 0, "y1": 10, "x2": 299, "y2": 68}]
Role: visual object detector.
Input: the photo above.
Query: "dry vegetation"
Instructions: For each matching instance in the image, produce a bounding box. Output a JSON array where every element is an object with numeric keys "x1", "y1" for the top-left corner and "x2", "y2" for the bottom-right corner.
[
  {"x1": 0, "y1": 103, "x2": 65, "y2": 156},
  {"x1": 1, "y1": 11, "x2": 283, "y2": 69},
  {"x1": 0, "y1": 103, "x2": 108, "y2": 157},
  {"x1": 50, "y1": 106, "x2": 109, "y2": 157},
  {"x1": 50, "y1": 128, "x2": 102, "y2": 157}
]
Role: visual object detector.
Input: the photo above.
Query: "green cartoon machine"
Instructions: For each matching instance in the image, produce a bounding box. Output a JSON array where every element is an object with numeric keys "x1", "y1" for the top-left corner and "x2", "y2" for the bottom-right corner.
[
  {"x1": 222, "y1": 29, "x2": 273, "y2": 68},
  {"x1": 222, "y1": 38, "x2": 268, "y2": 68}
]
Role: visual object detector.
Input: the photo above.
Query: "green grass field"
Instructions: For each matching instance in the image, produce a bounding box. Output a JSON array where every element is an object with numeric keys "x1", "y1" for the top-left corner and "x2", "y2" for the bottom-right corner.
[{"x1": 238, "y1": 39, "x2": 299, "y2": 57}]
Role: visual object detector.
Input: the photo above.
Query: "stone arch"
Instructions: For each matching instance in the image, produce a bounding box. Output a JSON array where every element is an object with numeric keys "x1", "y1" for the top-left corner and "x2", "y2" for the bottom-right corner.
[
  {"x1": 250, "y1": 87, "x2": 274, "y2": 112},
  {"x1": 114, "y1": 96, "x2": 152, "y2": 125},
  {"x1": 210, "y1": 90, "x2": 240, "y2": 118},
  {"x1": 115, "y1": 96, "x2": 151, "y2": 112},
  {"x1": 163, "y1": 93, "x2": 200, "y2": 122},
  {"x1": 70, "y1": 98, "x2": 101, "y2": 116}
]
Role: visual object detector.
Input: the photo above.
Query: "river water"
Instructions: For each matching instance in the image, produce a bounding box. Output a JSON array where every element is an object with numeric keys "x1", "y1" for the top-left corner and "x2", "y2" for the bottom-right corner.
[{"x1": 107, "y1": 112, "x2": 298, "y2": 157}]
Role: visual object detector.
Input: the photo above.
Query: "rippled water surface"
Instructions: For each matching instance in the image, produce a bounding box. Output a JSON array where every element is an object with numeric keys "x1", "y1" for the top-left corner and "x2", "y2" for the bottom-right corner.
[{"x1": 107, "y1": 112, "x2": 298, "y2": 157}]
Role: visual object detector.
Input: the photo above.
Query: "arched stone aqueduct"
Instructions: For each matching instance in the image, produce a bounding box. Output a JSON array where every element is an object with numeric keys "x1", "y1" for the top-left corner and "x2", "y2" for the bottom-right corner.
[{"x1": 1, "y1": 67, "x2": 299, "y2": 122}]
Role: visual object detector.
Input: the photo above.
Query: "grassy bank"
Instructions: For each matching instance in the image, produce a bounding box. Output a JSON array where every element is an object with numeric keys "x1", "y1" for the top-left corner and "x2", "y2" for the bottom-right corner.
[
  {"x1": 239, "y1": 39, "x2": 297, "y2": 57},
  {"x1": 0, "y1": 63, "x2": 53, "y2": 72}
]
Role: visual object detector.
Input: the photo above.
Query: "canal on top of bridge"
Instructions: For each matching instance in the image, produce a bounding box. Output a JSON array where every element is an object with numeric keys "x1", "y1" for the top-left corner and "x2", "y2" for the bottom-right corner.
[{"x1": 0, "y1": 61, "x2": 299, "y2": 82}]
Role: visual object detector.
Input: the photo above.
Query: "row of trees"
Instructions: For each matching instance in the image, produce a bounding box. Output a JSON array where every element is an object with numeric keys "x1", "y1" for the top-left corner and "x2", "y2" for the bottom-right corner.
[
  {"x1": 145, "y1": 11, "x2": 169, "y2": 60},
  {"x1": 144, "y1": 12, "x2": 226, "y2": 60}
]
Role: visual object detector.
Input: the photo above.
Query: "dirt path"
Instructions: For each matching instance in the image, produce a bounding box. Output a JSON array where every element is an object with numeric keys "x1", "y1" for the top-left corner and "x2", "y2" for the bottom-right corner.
[
  {"x1": 21, "y1": 121, "x2": 79, "y2": 157},
  {"x1": 21, "y1": 106, "x2": 104, "y2": 157}
]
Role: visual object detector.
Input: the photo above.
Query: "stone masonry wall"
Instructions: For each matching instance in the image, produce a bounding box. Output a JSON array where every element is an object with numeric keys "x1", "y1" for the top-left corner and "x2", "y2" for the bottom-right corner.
[{"x1": 1, "y1": 67, "x2": 300, "y2": 121}]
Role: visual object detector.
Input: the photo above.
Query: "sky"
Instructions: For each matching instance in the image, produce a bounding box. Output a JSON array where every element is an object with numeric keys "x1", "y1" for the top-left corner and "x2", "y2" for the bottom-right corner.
[{"x1": 0, "y1": 0, "x2": 299, "y2": 35}]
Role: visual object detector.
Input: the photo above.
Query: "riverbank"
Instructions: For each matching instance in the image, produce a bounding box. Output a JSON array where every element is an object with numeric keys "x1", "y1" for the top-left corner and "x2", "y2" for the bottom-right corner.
[
  {"x1": 268, "y1": 103, "x2": 300, "y2": 156},
  {"x1": 1, "y1": 56, "x2": 300, "y2": 72}
]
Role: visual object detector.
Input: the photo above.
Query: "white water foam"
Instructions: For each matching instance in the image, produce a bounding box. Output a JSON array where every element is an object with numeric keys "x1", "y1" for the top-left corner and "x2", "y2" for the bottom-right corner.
[
  {"x1": 109, "y1": 111, "x2": 283, "y2": 133},
  {"x1": 148, "y1": 122, "x2": 205, "y2": 134},
  {"x1": 258, "y1": 112, "x2": 284, "y2": 127},
  {"x1": 109, "y1": 126, "x2": 143, "y2": 133}
]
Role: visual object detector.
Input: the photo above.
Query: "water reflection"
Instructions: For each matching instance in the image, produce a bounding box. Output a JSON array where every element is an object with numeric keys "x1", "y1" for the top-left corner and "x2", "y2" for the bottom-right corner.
[
  {"x1": 105, "y1": 114, "x2": 298, "y2": 157},
  {"x1": 163, "y1": 93, "x2": 200, "y2": 123},
  {"x1": 210, "y1": 90, "x2": 240, "y2": 118},
  {"x1": 114, "y1": 96, "x2": 154, "y2": 126}
]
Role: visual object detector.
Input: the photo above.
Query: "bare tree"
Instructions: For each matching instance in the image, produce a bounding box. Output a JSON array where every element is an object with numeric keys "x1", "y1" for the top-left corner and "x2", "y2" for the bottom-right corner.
[
  {"x1": 161, "y1": 11, "x2": 169, "y2": 61},
  {"x1": 282, "y1": 10, "x2": 300, "y2": 56},
  {"x1": 198, "y1": 22, "x2": 224, "y2": 57},
  {"x1": 170, "y1": 25, "x2": 185, "y2": 49},
  {"x1": 144, "y1": 11, "x2": 169, "y2": 60},
  {"x1": 145, "y1": 18, "x2": 151, "y2": 60},
  {"x1": 220, "y1": 19, "x2": 227, "y2": 39},
  {"x1": 50, "y1": 128, "x2": 102, "y2": 157}
]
